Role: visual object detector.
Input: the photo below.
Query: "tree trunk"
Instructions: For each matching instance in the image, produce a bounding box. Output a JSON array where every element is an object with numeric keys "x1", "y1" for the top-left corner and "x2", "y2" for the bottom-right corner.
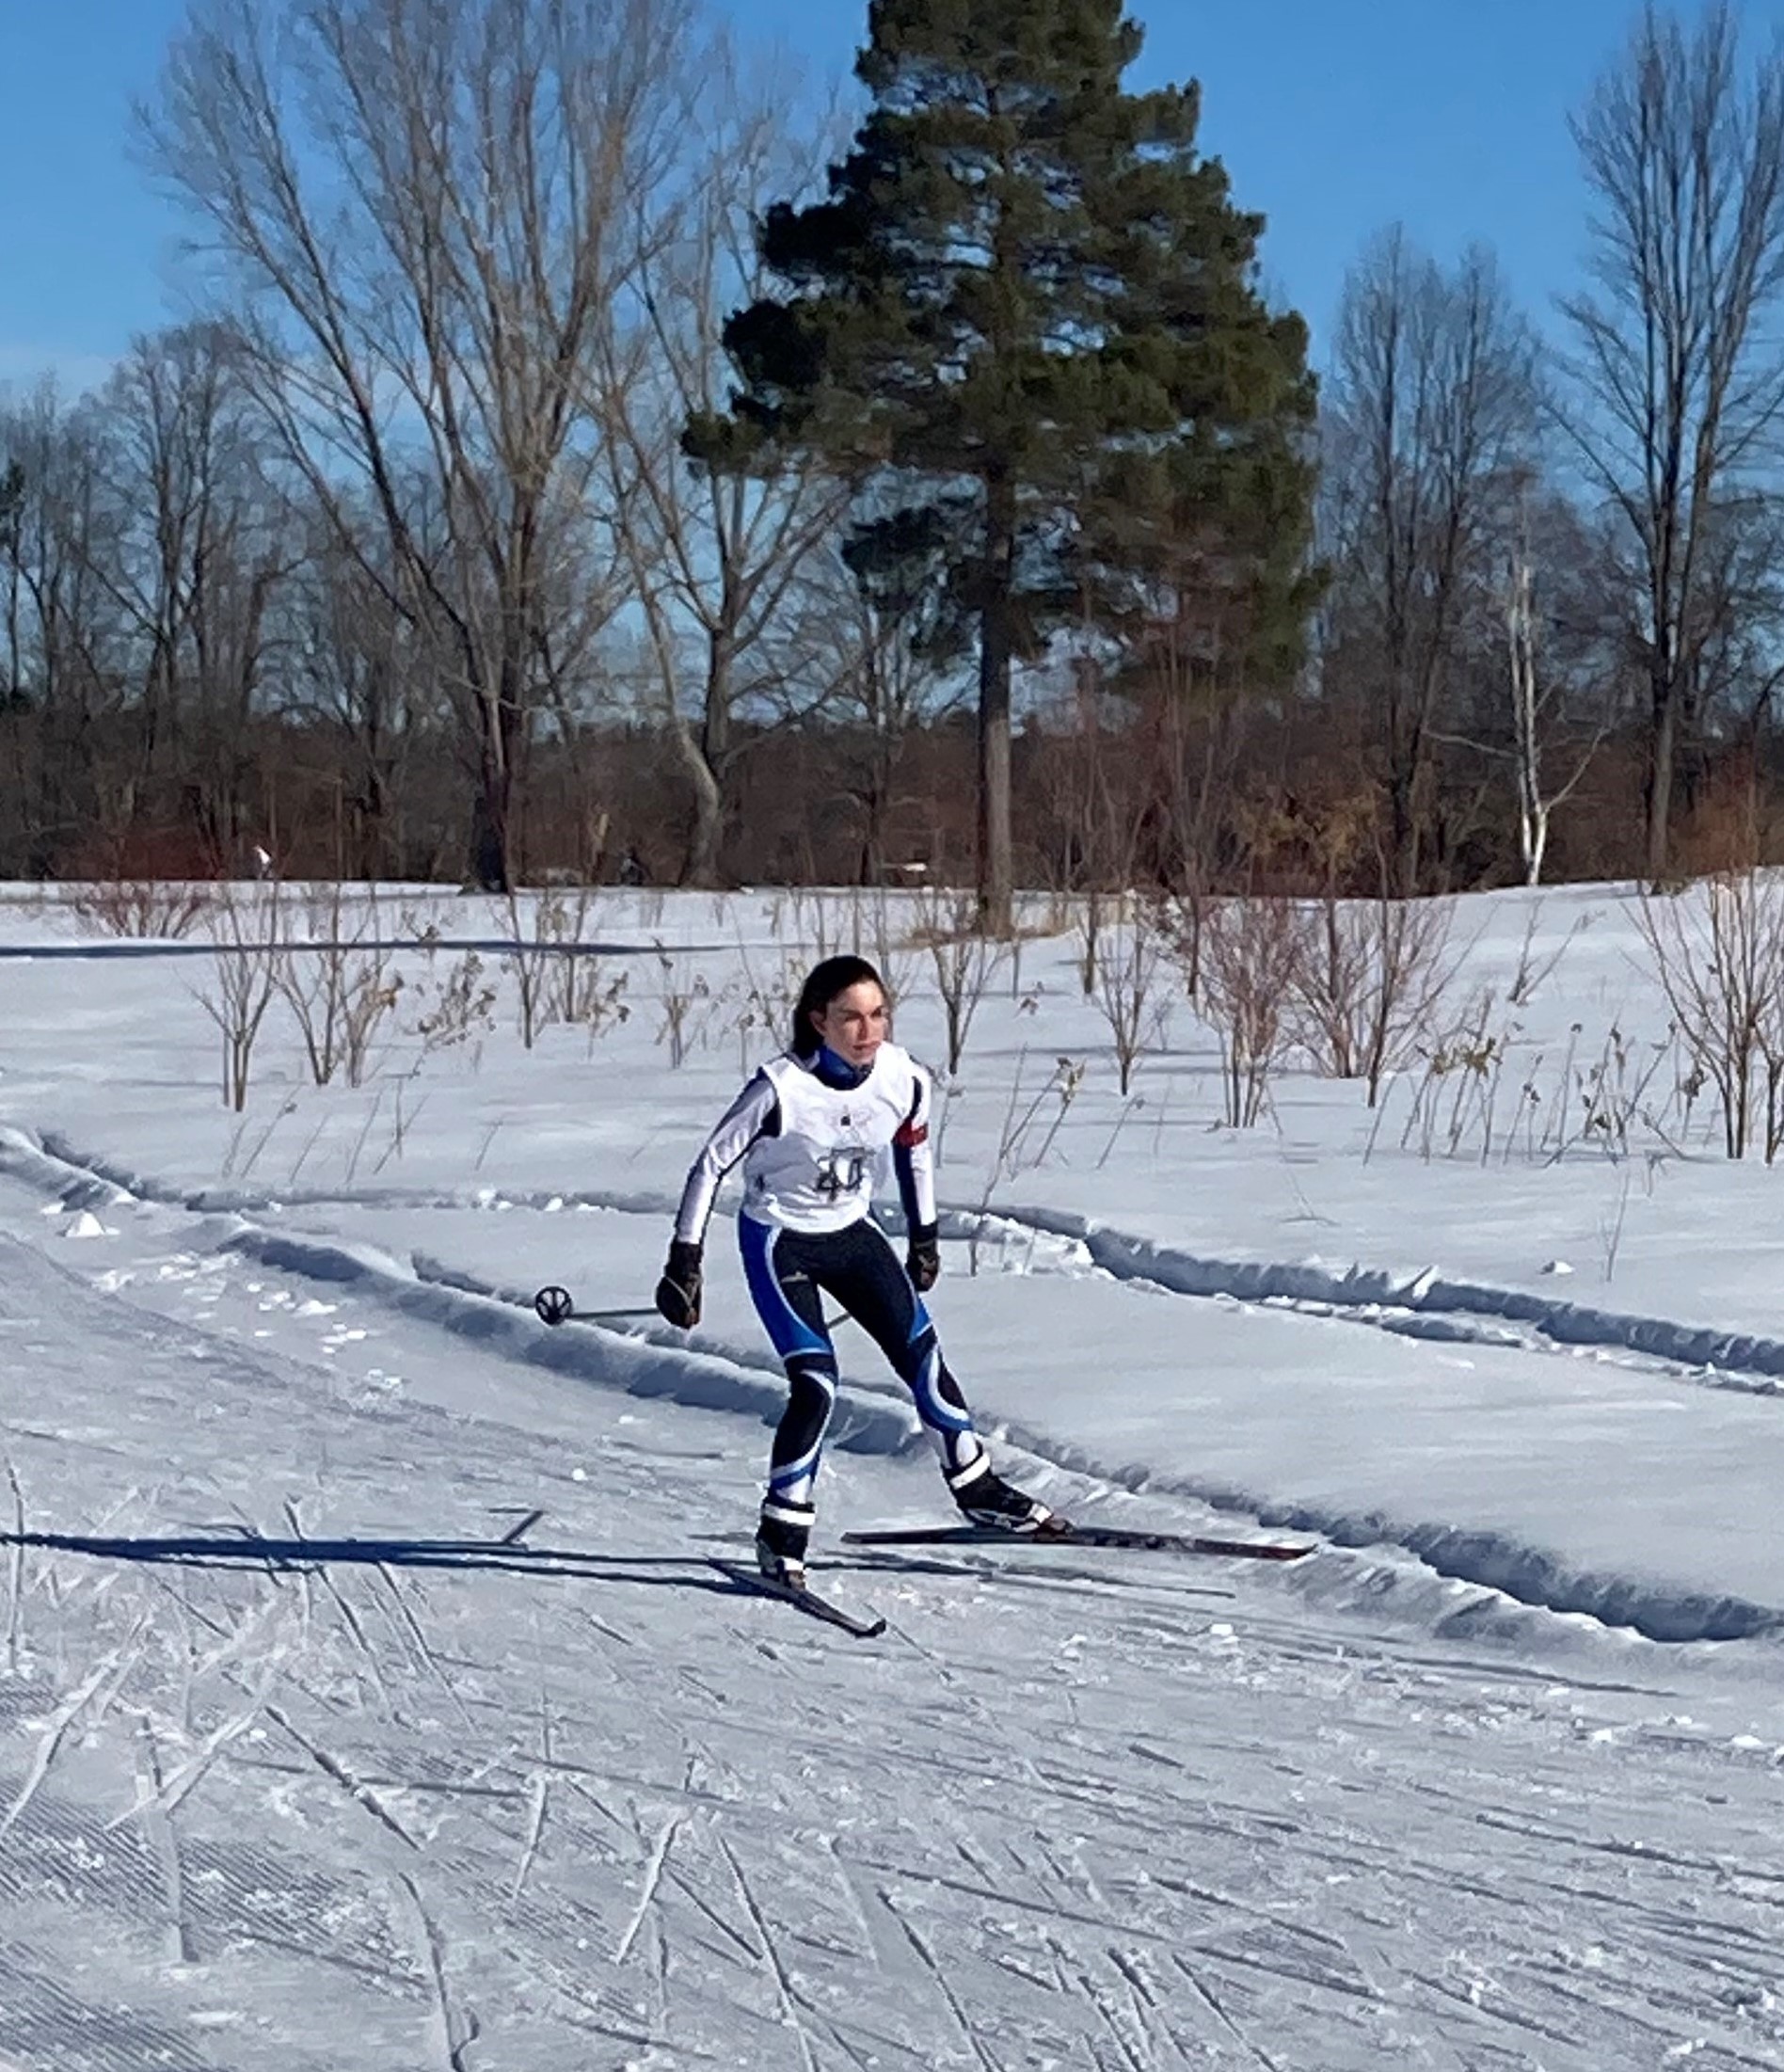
[
  {"x1": 1521, "y1": 801, "x2": 1549, "y2": 887},
  {"x1": 1645, "y1": 673, "x2": 1678, "y2": 883},
  {"x1": 977, "y1": 468, "x2": 1015, "y2": 936},
  {"x1": 1388, "y1": 755, "x2": 1420, "y2": 898},
  {"x1": 683, "y1": 769, "x2": 724, "y2": 885},
  {"x1": 674, "y1": 723, "x2": 725, "y2": 886},
  {"x1": 679, "y1": 630, "x2": 735, "y2": 887},
  {"x1": 470, "y1": 679, "x2": 519, "y2": 893},
  {"x1": 858, "y1": 768, "x2": 888, "y2": 887},
  {"x1": 469, "y1": 773, "x2": 510, "y2": 893}
]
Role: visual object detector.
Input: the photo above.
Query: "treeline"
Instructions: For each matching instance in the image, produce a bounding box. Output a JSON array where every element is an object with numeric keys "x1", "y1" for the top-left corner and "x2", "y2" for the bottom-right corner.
[{"x1": 5, "y1": 0, "x2": 1784, "y2": 905}]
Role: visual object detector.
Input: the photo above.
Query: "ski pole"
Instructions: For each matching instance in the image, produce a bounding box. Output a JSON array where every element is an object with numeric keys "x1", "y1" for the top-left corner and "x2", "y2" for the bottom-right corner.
[
  {"x1": 533, "y1": 1287, "x2": 657, "y2": 1327},
  {"x1": 533, "y1": 1285, "x2": 848, "y2": 1332}
]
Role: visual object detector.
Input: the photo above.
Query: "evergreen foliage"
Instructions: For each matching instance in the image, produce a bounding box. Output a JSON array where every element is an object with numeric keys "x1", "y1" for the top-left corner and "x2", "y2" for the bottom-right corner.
[{"x1": 701, "y1": 0, "x2": 1319, "y2": 925}]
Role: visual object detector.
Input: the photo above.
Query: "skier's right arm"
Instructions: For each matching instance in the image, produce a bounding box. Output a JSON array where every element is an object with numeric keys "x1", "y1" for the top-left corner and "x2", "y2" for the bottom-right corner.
[{"x1": 656, "y1": 1072, "x2": 779, "y2": 1328}]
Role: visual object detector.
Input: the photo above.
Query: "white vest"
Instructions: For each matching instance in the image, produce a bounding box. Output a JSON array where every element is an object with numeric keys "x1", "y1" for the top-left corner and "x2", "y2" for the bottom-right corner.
[{"x1": 742, "y1": 1045, "x2": 925, "y2": 1235}]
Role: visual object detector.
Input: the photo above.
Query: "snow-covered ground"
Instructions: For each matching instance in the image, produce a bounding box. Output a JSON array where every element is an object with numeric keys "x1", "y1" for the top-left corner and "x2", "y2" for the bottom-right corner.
[{"x1": 1, "y1": 880, "x2": 1781, "y2": 2070}]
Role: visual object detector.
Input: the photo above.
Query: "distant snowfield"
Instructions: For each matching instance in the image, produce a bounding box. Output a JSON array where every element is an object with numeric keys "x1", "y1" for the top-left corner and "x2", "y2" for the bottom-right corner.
[{"x1": 0, "y1": 880, "x2": 1781, "y2": 2070}]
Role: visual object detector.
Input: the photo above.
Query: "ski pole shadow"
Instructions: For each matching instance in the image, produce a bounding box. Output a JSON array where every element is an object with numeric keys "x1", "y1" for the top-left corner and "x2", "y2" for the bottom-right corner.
[{"x1": 0, "y1": 1527, "x2": 748, "y2": 1602}]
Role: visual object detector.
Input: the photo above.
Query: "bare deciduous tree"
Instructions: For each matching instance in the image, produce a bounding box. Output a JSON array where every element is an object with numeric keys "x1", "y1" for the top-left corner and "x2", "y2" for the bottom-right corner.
[
  {"x1": 1560, "y1": 2, "x2": 1784, "y2": 881},
  {"x1": 599, "y1": 53, "x2": 846, "y2": 885},
  {"x1": 146, "y1": 0, "x2": 688, "y2": 891},
  {"x1": 95, "y1": 325, "x2": 295, "y2": 861},
  {"x1": 0, "y1": 387, "x2": 119, "y2": 873},
  {"x1": 279, "y1": 512, "x2": 445, "y2": 878},
  {"x1": 802, "y1": 532, "x2": 961, "y2": 885},
  {"x1": 1325, "y1": 230, "x2": 1537, "y2": 892}
]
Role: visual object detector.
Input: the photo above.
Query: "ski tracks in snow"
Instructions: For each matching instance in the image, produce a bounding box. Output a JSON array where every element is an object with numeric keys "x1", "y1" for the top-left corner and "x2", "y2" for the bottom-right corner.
[{"x1": 1, "y1": 1178, "x2": 1783, "y2": 2062}]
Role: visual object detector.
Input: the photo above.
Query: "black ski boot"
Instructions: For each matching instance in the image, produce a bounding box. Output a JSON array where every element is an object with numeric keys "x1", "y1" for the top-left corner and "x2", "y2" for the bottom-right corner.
[
  {"x1": 948, "y1": 1458, "x2": 1052, "y2": 1533},
  {"x1": 756, "y1": 1502, "x2": 813, "y2": 1589}
]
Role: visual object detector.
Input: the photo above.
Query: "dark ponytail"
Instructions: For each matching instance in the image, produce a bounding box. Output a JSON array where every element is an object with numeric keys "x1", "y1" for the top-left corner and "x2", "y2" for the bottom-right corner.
[{"x1": 790, "y1": 955, "x2": 885, "y2": 1056}]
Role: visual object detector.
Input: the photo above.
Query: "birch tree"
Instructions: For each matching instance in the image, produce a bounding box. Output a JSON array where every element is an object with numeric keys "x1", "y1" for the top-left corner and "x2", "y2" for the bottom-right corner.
[{"x1": 1505, "y1": 482, "x2": 1617, "y2": 885}]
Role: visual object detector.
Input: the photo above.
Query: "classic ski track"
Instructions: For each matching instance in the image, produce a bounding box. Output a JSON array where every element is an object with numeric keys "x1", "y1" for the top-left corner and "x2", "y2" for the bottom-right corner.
[
  {"x1": 16, "y1": 1128, "x2": 1784, "y2": 1650},
  {"x1": 4, "y1": 1181, "x2": 1784, "y2": 2062},
  {"x1": 136, "y1": 1222, "x2": 1784, "y2": 1649},
  {"x1": 971, "y1": 1200, "x2": 1784, "y2": 1397},
  {"x1": 24, "y1": 1123, "x2": 1784, "y2": 1395}
]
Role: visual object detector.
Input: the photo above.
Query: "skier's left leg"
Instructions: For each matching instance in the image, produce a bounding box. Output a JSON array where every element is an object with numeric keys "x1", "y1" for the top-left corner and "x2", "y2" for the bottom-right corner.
[{"x1": 815, "y1": 1221, "x2": 1051, "y2": 1530}]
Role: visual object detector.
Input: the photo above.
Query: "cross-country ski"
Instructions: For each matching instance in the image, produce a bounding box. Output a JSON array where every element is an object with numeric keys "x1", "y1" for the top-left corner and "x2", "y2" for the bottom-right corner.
[
  {"x1": 843, "y1": 1521, "x2": 1317, "y2": 1561},
  {"x1": 708, "y1": 1557, "x2": 888, "y2": 1639}
]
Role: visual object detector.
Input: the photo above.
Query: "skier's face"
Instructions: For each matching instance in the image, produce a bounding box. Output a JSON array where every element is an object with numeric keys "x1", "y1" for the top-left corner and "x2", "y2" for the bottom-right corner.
[{"x1": 812, "y1": 980, "x2": 888, "y2": 1067}]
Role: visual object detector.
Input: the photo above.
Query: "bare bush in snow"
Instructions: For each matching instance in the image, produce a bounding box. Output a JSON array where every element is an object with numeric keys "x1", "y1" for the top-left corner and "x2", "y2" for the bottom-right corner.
[
  {"x1": 409, "y1": 949, "x2": 499, "y2": 1062},
  {"x1": 1639, "y1": 872, "x2": 1784, "y2": 1160},
  {"x1": 74, "y1": 878, "x2": 217, "y2": 939},
  {"x1": 653, "y1": 945, "x2": 714, "y2": 1069},
  {"x1": 1193, "y1": 898, "x2": 1302, "y2": 1128},
  {"x1": 1090, "y1": 901, "x2": 1168, "y2": 1094},
  {"x1": 912, "y1": 886, "x2": 1008, "y2": 1074},
  {"x1": 195, "y1": 884, "x2": 285, "y2": 1110},
  {"x1": 277, "y1": 884, "x2": 401, "y2": 1087},
  {"x1": 1290, "y1": 896, "x2": 1457, "y2": 1105}
]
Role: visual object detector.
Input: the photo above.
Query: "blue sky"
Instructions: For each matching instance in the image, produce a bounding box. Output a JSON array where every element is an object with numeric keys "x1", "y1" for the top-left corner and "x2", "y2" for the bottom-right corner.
[{"x1": 5, "y1": 0, "x2": 1783, "y2": 392}]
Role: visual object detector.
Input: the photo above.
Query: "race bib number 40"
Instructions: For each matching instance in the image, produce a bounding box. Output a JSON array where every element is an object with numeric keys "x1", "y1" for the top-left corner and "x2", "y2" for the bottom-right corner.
[{"x1": 812, "y1": 1149, "x2": 868, "y2": 1200}]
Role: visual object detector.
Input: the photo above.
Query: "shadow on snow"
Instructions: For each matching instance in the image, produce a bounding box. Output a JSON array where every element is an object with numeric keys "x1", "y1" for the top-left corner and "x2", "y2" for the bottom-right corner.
[{"x1": 0, "y1": 1526, "x2": 754, "y2": 1603}]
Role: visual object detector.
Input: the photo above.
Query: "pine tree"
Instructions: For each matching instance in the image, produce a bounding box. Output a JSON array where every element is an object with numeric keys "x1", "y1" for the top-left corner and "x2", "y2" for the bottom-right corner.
[{"x1": 702, "y1": 0, "x2": 1317, "y2": 930}]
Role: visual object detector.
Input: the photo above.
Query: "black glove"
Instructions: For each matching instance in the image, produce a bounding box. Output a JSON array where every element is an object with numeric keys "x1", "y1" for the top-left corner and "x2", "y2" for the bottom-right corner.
[
  {"x1": 655, "y1": 1238, "x2": 704, "y2": 1330},
  {"x1": 906, "y1": 1224, "x2": 940, "y2": 1294}
]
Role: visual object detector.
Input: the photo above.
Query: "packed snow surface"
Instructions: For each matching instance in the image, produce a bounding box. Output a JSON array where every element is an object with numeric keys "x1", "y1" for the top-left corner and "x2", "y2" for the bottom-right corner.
[{"x1": 0, "y1": 880, "x2": 1780, "y2": 2069}]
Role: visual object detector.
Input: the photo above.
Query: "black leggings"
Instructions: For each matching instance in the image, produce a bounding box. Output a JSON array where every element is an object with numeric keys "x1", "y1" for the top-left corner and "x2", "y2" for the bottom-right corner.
[{"x1": 738, "y1": 1215, "x2": 984, "y2": 1516}]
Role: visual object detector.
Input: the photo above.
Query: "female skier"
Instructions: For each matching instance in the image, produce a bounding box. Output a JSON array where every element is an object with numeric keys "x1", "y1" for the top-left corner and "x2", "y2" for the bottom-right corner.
[{"x1": 654, "y1": 954, "x2": 1049, "y2": 1586}]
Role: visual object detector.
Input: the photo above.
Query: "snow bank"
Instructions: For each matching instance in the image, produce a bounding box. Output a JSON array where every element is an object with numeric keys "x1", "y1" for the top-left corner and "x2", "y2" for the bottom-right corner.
[{"x1": 987, "y1": 1203, "x2": 1784, "y2": 1392}]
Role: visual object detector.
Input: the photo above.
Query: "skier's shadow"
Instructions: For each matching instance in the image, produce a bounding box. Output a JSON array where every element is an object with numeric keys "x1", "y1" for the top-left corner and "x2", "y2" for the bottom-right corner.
[{"x1": 0, "y1": 1527, "x2": 750, "y2": 1603}]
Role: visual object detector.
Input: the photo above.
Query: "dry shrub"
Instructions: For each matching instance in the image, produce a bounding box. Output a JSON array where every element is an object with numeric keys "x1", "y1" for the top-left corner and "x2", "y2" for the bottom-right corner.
[
  {"x1": 1230, "y1": 783, "x2": 1381, "y2": 897},
  {"x1": 1090, "y1": 901, "x2": 1167, "y2": 1094},
  {"x1": 1289, "y1": 897, "x2": 1457, "y2": 1105},
  {"x1": 277, "y1": 884, "x2": 401, "y2": 1086},
  {"x1": 1195, "y1": 897, "x2": 1302, "y2": 1126},
  {"x1": 1639, "y1": 870, "x2": 1784, "y2": 1160},
  {"x1": 911, "y1": 885, "x2": 1009, "y2": 1073},
  {"x1": 72, "y1": 879, "x2": 218, "y2": 939},
  {"x1": 195, "y1": 884, "x2": 285, "y2": 1111},
  {"x1": 1670, "y1": 755, "x2": 1782, "y2": 881}
]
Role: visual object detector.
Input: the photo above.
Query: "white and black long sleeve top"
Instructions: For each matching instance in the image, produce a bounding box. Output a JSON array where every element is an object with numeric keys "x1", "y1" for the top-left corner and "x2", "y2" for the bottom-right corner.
[{"x1": 673, "y1": 1042, "x2": 936, "y2": 1244}]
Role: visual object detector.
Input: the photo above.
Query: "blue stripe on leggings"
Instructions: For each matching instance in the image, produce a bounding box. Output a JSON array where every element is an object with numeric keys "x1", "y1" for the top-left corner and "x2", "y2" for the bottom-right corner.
[{"x1": 739, "y1": 1216, "x2": 832, "y2": 1361}]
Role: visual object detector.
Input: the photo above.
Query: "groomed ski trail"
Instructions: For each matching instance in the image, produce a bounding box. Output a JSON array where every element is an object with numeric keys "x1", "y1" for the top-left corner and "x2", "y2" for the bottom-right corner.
[
  {"x1": 1, "y1": 1233, "x2": 1782, "y2": 2069},
  {"x1": 9, "y1": 1124, "x2": 1784, "y2": 1650}
]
